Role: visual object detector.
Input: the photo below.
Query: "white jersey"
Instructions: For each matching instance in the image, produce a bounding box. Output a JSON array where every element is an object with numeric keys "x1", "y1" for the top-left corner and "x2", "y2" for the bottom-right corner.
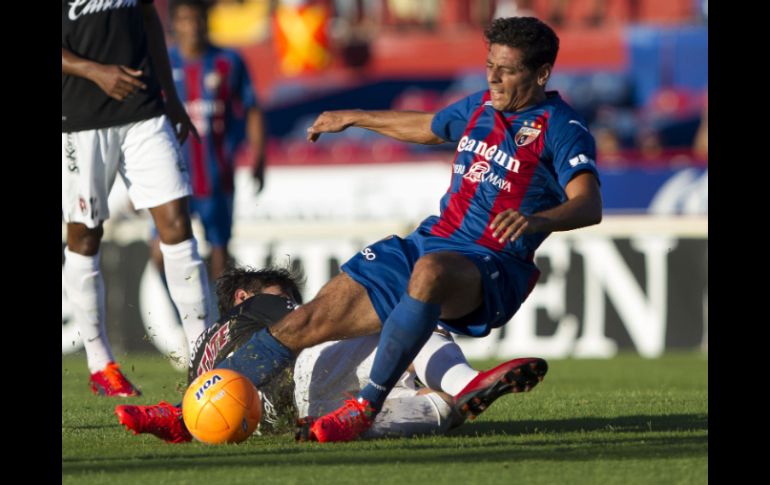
[{"x1": 293, "y1": 335, "x2": 458, "y2": 438}]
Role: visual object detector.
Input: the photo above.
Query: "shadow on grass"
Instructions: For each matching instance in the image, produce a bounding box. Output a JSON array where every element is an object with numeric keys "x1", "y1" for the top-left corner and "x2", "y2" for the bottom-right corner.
[
  {"x1": 449, "y1": 413, "x2": 708, "y2": 437},
  {"x1": 63, "y1": 414, "x2": 707, "y2": 474}
]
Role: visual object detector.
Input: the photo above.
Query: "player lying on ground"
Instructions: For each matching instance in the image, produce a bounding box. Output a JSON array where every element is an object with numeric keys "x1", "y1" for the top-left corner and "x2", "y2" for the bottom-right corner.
[{"x1": 115, "y1": 266, "x2": 547, "y2": 442}]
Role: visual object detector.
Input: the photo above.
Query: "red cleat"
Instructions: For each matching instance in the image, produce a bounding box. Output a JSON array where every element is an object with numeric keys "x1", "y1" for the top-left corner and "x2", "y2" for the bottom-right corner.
[
  {"x1": 300, "y1": 398, "x2": 377, "y2": 443},
  {"x1": 89, "y1": 362, "x2": 141, "y2": 397},
  {"x1": 115, "y1": 401, "x2": 192, "y2": 444},
  {"x1": 453, "y1": 357, "x2": 548, "y2": 421}
]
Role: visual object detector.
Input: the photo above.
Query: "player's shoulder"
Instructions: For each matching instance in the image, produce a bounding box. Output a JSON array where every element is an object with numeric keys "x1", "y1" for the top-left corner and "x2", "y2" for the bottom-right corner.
[
  {"x1": 544, "y1": 92, "x2": 589, "y2": 130},
  {"x1": 208, "y1": 45, "x2": 246, "y2": 65}
]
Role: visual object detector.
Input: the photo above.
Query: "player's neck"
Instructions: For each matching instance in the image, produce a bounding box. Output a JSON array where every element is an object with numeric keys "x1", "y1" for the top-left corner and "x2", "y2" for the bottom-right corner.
[{"x1": 179, "y1": 42, "x2": 207, "y2": 60}]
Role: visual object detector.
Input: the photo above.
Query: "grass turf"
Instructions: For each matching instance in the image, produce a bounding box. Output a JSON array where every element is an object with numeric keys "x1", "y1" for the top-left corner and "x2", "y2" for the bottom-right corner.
[{"x1": 62, "y1": 352, "x2": 707, "y2": 484}]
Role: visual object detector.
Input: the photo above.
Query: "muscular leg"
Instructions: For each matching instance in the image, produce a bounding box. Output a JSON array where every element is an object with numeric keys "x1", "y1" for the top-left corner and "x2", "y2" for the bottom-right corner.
[
  {"x1": 271, "y1": 272, "x2": 383, "y2": 351},
  {"x1": 149, "y1": 197, "x2": 211, "y2": 353},
  {"x1": 360, "y1": 251, "x2": 483, "y2": 410},
  {"x1": 64, "y1": 223, "x2": 114, "y2": 373},
  {"x1": 217, "y1": 272, "x2": 383, "y2": 388}
]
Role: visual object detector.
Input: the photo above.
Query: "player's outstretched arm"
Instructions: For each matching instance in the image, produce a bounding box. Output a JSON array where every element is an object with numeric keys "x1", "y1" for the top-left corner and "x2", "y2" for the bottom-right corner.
[
  {"x1": 141, "y1": 3, "x2": 198, "y2": 143},
  {"x1": 307, "y1": 110, "x2": 444, "y2": 145},
  {"x1": 490, "y1": 172, "x2": 602, "y2": 243},
  {"x1": 62, "y1": 47, "x2": 147, "y2": 102}
]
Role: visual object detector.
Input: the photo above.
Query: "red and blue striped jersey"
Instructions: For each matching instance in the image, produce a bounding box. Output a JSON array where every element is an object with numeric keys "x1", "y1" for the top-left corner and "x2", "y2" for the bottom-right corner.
[
  {"x1": 170, "y1": 45, "x2": 258, "y2": 197},
  {"x1": 422, "y1": 90, "x2": 599, "y2": 260}
]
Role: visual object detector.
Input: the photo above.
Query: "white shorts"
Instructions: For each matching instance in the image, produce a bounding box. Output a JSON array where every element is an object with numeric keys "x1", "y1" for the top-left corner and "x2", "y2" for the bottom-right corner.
[
  {"x1": 293, "y1": 335, "x2": 454, "y2": 438},
  {"x1": 62, "y1": 115, "x2": 191, "y2": 228}
]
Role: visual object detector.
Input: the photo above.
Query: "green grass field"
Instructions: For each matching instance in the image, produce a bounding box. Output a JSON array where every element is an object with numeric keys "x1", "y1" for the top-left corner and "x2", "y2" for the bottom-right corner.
[{"x1": 62, "y1": 352, "x2": 707, "y2": 484}]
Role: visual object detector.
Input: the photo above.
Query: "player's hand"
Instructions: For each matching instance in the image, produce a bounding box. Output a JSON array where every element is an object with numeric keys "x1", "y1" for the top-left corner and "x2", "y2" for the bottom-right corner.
[
  {"x1": 91, "y1": 65, "x2": 147, "y2": 101},
  {"x1": 306, "y1": 110, "x2": 357, "y2": 142},
  {"x1": 165, "y1": 99, "x2": 199, "y2": 144},
  {"x1": 252, "y1": 155, "x2": 265, "y2": 194},
  {"x1": 490, "y1": 209, "x2": 541, "y2": 244}
]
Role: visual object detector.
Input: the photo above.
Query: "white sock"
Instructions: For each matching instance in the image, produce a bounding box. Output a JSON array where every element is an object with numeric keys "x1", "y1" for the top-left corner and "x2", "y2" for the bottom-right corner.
[
  {"x1": 64, "y1": 247, "x2": 113, "y2": 373},
  {"x1": 159, "y1": 238, "x2": 211, "y2": 354},
  {"x1": 412, "y1": 332, "x2": 479, "y2": 396}
]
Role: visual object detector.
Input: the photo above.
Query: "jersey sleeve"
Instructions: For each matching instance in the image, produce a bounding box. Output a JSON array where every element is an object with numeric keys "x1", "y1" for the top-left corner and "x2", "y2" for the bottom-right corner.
[
  {"x1": 232, "y1": 53, "x2": 258, "y2": 111},
  {"x1": 430, "y1": 90, "x2": 485, "y2": 142},
  {"x1": 545, "y1": 111, "x2": 600, "y2": 188}
]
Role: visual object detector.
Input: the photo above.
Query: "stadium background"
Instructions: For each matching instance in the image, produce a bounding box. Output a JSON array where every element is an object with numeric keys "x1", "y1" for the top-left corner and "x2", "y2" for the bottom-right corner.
[{"x1": 61, "y1": 0, "x2": 708, "y2": 365}]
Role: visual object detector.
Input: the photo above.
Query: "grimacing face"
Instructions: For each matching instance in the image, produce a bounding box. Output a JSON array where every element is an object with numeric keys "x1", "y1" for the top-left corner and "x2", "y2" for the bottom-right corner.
[{"x1": 485, "y1": 43, "x2": 549, "y2": 112}]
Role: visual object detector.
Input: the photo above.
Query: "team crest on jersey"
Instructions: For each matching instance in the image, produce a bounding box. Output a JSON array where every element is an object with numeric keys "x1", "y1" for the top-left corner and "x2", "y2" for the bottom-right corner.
[
  {"x1": 464, "y1": 161, "x2": 491, "y2": 183},
  {"x1": 204, "y1": 72, "x2": 222, "y2": 91},
  {"x1": 514, "y1": 120, "x2": 542, "y2": 147}
]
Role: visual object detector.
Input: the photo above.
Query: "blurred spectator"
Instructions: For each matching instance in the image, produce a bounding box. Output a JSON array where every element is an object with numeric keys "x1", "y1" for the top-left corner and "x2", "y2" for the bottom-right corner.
[
  {"x1": 594, "y1": 125, "x2": 626, "y2": 167},
  {"x1": 692, "y1": 99, "x2": 708, "y2": 160},
  {"x1": 636, "y1": 127, "x2": 664, "y2": 161},
  {"x1": 388, "y1": 0, "x2": 440, "y2": 29},
  {"x1": 493, "y1": 0, "x2": 536, "y2": 19}
]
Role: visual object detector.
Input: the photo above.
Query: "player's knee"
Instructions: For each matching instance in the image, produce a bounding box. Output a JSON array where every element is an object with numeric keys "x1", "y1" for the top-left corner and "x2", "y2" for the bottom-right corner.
[
  {"x1": 155, "y1": 215, "x2": 193, "y2": 244},
  {"x1": 67, "y1": 225, "x2": 103, "y2": 256},
  {"x1": 409, "y1": 254, "x2": 453, "y2": 297}
]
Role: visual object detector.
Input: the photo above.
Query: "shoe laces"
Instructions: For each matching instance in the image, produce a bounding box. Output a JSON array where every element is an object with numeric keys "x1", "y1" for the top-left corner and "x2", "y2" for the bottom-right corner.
[{"x1": 328, "y1": 397, "x2": 374, "y2": 428}]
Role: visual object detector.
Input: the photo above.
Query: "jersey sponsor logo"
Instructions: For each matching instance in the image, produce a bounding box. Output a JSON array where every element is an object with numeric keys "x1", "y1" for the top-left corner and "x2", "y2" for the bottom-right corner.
[
  {"x1": 457, "y1": 136, "x2": 521, "y2": 173},
  {"x1": 197, "y1": 323, "x2": 231, "y2": 378},
  {"x1": 185, "y1": 99, "x2": 226, "y2": 136},
  {"x1": 514, "y1": 120, "x2": 542, "y2": 147},
  {"x1": 67, "y1": 0, "x2": 138, "y2": 21},
  {"x1": 463, "y1": 161, "x2": 490, "y2": 183},
  {"x1": 204, "y1": 72, "x2": 222, "y2": 91},
  {"x1": 361, "y1": 247, "x2": 376, "y2": 261},
  {"x1": 464, "y1": 161, "x2": 512, "y2": 192},
  {"x1": 568, "y1": 153, "x2": 596, "y2": 168},
  {"x1": 65, "y1": 135, "x2": 79, "y2": 173},
  {"x1": 194, "y1": 373, "x2": 223, "y2": 400}
]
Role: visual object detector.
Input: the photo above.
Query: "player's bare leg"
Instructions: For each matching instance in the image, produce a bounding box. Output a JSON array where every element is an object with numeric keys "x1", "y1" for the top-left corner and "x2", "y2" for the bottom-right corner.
[{"x1": 149, "y1": 197, "x2": 212, "y2": 355}]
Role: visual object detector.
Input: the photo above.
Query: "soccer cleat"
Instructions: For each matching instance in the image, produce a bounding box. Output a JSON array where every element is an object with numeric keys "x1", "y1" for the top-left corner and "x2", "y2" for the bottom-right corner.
[
  {"x1": 299, "y1": 397, "x2": 377, "y2": 443},
  {"x1": 89, "y1": 362, "x2": 141, "y2": 397},
  {"x1": 453, "y1": 357, "x2": 548, "y2": 422},
  {"x1": 115, "y1": 401, "x2": 192, "y2": 444}
]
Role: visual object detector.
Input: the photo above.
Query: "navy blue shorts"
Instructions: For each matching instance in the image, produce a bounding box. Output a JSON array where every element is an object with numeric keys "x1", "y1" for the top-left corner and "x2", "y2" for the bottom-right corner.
[
  {"x1": 190, "y1": 195, "x2": 234, "y2": 247},
  {"x1": 341, "y1": 229, "x2": 540, "y2": 337}
]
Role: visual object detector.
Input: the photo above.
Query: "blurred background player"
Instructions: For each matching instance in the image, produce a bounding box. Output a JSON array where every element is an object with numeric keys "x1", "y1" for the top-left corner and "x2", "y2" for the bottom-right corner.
[
  {"x1": 62, "y1": 0, "x2": 212, "y2": 396},
  {"x1": 116, "y1": 265, "x2": 546, "y2": 443},
  {"x1": 150, "y1": 0, "x2": 267, "y2": 282}
]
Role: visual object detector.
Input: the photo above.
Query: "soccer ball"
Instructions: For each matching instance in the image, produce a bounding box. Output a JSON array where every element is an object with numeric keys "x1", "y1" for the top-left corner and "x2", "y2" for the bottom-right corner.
[{"x1": 182, "y1": 369, "x2": 262, "y2": 444}]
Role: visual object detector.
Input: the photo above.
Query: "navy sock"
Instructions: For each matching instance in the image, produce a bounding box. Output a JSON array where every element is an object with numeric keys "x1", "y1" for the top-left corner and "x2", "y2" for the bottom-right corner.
[
  {"x1": 215, "y1": 328, "x2": 293, "y2": 388},
  {"x1": 359, "y1": 294, "x2": 441, "y2": 411}
]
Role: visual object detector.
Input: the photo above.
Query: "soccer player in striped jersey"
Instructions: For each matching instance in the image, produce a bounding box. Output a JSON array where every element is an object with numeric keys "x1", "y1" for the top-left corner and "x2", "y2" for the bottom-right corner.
[
  {"x1": 151, "y1": 0, "x2": 266, "y2": 280},
  {"x1": 214, "y1": 16, "x2": 601, "y2": 442}
]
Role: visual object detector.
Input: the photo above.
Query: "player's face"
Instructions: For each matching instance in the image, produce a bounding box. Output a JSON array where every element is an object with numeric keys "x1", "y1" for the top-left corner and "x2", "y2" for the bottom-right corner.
[
  {"x1": 486, "y1": 44, "x2": 548, "y2": 112},
  {"x1": 172, "y1": 5, "x2": 208, "y2": 49}
]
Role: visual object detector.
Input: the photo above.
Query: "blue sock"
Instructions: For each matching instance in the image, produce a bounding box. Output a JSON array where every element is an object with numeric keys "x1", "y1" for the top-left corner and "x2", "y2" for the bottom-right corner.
[
  {"x1": 215, "y1": 328, "x2": 293, "y2": 388},
  {"x1": 359, "y1": 294, "x2": 440, "y2": 411}
]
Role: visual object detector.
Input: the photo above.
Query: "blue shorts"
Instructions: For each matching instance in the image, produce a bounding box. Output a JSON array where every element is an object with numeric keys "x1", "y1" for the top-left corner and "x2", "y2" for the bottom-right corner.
[
  {"x1": 190, "y1": 195, "x2": 234, "y2": 247},
  {"x1": 151, "y1": 194, "x2": 234, "y2": 247},
  {"x1": 341, "y1": 229, "x2": 540, "y2": 337}
]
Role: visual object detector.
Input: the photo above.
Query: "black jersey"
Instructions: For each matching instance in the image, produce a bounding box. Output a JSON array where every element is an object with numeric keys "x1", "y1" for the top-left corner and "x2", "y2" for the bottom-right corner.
[
  {"x1": 62, "y1": 0, "x2": 165, "y2": 132},
  {"x1": 188, "y1": 293, "x2": 299, "y2": 433}
]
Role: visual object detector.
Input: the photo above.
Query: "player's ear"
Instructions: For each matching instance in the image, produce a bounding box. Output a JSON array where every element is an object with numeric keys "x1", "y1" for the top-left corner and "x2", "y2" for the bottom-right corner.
[
  {"x1": 233, "y1": 288, "x2": 251, "y2": 306},
  {"x1": 536, "y1": 64, "x2": 552, "y2": 87}
]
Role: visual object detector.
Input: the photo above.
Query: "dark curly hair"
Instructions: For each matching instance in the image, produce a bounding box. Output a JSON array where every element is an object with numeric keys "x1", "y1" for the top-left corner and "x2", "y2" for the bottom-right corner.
[
  {"x1": 483, "y1": 17, "x2": 560, "y2": 72},
  {"x1": 215, "y1": 265, "x2": 306, "y2": 315}
]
